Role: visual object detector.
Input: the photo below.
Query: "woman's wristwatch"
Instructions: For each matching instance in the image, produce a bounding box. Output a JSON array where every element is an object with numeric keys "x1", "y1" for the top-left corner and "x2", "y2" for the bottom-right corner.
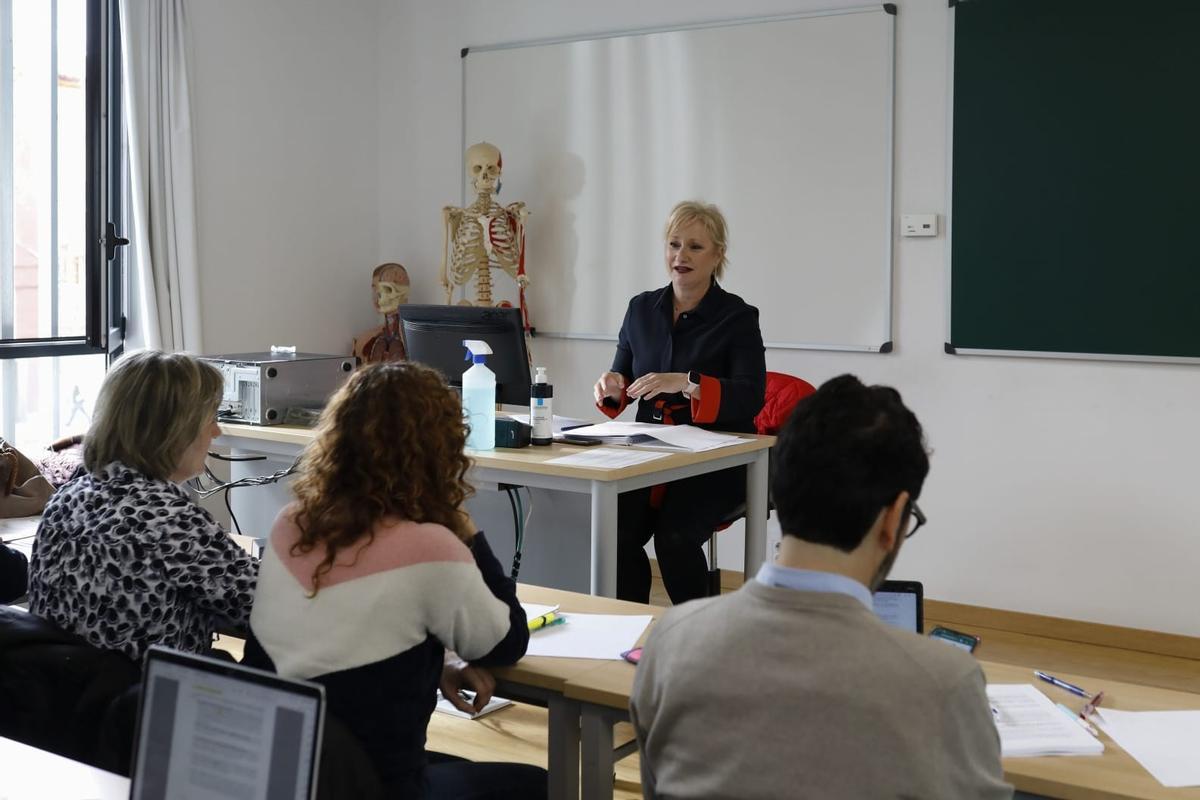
[{"x1": 683, "y1": 370, "x2": 701, "y2": 398}]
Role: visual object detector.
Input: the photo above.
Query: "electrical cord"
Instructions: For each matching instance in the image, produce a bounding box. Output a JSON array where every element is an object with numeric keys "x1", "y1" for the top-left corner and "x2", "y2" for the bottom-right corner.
[
  {"x1": 224, "y1": 489, "x2": 242, "y2": 536},
  {"x1": 506, "y1": 487, "x2": 522, "y2": 578},
  {"x1": 186, "y1": 452, "x2": 301, "y2": 499},
  {"x1": 507, "y1": 486, "x2": 535, "y2": 579}
]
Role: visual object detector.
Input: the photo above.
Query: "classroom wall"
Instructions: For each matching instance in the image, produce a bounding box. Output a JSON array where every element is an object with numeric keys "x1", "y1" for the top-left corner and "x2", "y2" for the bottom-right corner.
[
  {"x1": 187, "y1": 0, "x2": 381, "y2": 355},
  {"x1": 376, "y1": 0, "x2": 1200, "y2": 637}
]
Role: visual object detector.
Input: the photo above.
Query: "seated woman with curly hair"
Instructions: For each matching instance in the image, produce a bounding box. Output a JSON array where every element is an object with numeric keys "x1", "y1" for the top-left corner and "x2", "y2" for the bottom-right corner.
[{"x1": 244, "y1": 362, "x2": 544, "y2": 799}]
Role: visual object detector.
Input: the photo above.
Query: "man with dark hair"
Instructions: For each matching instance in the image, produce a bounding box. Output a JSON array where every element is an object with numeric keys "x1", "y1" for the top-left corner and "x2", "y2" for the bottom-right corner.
[{"x1": 630, "y1": 374, "x2": 1011, "y2": 799}]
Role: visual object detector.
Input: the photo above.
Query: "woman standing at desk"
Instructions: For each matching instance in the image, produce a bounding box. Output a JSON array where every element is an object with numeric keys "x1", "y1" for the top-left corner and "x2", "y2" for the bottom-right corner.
[{"x1": 594, "y1": 201, "x2": 766, "y2": 604}]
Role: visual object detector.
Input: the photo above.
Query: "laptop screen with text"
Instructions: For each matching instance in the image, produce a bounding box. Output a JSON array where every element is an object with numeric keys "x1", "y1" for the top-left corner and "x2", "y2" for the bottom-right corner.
[{"x1": 131, "y1": 647, "x2": 324, "y2": 800}]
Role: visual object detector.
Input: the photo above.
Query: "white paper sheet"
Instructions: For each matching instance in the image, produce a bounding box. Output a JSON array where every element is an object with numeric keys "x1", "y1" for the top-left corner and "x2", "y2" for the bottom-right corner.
[
  {"x1": 435, "y1": 690, "x2": 513, "y2": 720},
  {"x1": 559, "y1": 421, "x2": 742, "y2": 452},
  {"x1": 524, "y1": 613, "x2": 653, "y2": 660},
  {"x1": 1095, "y1": 708, "x2": 1200, "y2": 787},
  {"x1": 545, "y1": 448, "x2": 671, "y2": 468},
  {"x1": 986, "y1": 684, "x2": 1104, "y2": 757}
]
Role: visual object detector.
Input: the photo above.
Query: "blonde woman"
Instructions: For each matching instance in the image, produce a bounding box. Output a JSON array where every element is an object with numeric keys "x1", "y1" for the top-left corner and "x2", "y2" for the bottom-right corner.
[
  {"x1": 27, "y1": 350, "x2": 257, "y2": 660},
  {"x1": 244, "y1": 362, "x2": 544, "y2": 799},
  {"x1": 593, "y1": 201, "x2": 766, "y2": 604}
]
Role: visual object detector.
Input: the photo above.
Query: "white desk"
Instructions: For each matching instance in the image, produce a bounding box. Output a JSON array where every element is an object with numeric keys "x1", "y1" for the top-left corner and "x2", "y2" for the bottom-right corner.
[
  {"x1": 216, "y1": 423, "x2": 775, "y2": 597},
  {"x1": 0, "y1": 737, "x2": 130, "y2": 800}
]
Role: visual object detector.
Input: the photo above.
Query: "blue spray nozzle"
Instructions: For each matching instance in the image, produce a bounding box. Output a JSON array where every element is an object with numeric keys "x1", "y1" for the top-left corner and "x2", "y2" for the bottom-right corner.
[{"x1": 463, "y1": 339, "x2": 493, "y2": 364}]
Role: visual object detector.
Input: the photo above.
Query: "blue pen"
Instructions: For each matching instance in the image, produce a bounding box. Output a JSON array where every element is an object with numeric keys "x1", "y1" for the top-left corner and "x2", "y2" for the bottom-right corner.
[{"x1": 1035, "y1": 671, "x2": 1091, "y2": 699}]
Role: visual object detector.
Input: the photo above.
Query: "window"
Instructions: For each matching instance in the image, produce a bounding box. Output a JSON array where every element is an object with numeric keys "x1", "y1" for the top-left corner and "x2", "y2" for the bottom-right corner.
[{"x1": 0, "y1": 0, "x2": 126, "y2": 448}]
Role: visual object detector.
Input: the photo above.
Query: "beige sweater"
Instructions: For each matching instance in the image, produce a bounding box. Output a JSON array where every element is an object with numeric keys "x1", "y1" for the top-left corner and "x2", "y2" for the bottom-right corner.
[{"x1": 630, "y1": 580, "x2": 1012, "y2": 800}]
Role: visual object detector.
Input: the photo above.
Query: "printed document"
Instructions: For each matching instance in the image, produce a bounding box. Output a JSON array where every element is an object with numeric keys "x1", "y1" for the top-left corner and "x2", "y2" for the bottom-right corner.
[
  {"x1": 986, "y1": 684, "x2": 1104, "y2": 757},
  {"x1": 545, "y1": 448, "x2": 670, "y2": 468},
  {"x1": 561, "y1": 422, "x2": 742, "y2": 452},
  {"x1": 1095, "y1": 708, "x2": 1200, "y2": 787}
]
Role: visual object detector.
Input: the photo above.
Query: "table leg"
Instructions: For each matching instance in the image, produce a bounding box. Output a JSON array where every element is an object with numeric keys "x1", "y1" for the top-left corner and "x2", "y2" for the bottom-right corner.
[
  {"x1": 743, "y1": 448, "x2": 769, "y2": 579},
  {"x1": 580, "y1": 707, "x2": 616, "y2": 800},
  {"x1": 547, "y1": 695, "x2": 581, "y2": 800},
  {"x1": 590, "y1": 481, "x2": 619, "y2": 597}
]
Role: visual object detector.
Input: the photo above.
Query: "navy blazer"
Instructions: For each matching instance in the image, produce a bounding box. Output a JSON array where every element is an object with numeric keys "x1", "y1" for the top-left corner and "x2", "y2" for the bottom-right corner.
[{"x1": 606, "y1": 282, "x2": 766, "y2": 434}]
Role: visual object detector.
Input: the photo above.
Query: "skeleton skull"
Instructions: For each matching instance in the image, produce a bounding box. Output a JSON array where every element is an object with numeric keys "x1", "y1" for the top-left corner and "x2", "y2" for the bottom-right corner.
[
  {"x1": 371, "y1": 263, "x2": 410, "y2": 314},
  {"x1": 466, "y1": 141, "x2": 502, "y2": 194}
]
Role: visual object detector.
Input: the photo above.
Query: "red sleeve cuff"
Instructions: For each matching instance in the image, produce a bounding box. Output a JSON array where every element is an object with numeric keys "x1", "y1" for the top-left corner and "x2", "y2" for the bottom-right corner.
[
  {"x1": 690, "y1": 375, "x2": 721, "y2": 424},
  {"x1": 597, "y1": 392, "x2": 630, "y2": 419}
]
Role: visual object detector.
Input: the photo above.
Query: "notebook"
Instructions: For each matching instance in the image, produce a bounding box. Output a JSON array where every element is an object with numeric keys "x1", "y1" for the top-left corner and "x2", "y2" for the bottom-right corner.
[
  {"x1": 435, "y1": 689, "x2": 513, "y2": 720},
  {"x1": 130, "y1": 646, "x2": 325, "y2": 800},
  {"x1": 873, "y1": 579, "x2": 924, "y2": 633}
]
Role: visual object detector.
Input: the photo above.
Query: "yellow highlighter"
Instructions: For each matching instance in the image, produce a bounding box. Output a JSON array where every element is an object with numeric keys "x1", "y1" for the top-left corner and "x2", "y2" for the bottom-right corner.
[{"x1": 528, "y1": 611, "x2": 566, "y2": 632}]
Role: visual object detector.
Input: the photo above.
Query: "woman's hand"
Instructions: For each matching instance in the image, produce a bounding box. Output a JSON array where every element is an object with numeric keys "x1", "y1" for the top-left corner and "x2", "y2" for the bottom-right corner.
[
  {"x1": 626, "y1": 372, "x2": 688, "y2": 401},
  {"x1": 440, "y1": 656, "x2": 497, "y2": 713},
  {"x1": 593, "y1": 371, "x2": 626, "y2": 405}
]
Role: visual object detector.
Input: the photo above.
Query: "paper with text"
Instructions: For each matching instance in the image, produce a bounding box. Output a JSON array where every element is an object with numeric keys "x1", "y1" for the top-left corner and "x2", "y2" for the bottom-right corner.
[
  {"x1": 987, "y1": 683, "x2": 1104, "y2": 757},
  {"x1": 545, "y1": 448, "x2": 671, "y2": 468},
  {"x1": 560, "y1": 422, "x2": 742, "y2": 452}
]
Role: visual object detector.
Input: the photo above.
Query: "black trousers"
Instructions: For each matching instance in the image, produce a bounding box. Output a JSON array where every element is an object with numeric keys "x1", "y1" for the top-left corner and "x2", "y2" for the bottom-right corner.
[
  {"x1": 419, "y1": 752, "x2": 548, "y2": 799},
  {"x1": 616, "y1": 465, "x2": 746, "y2": 605}
]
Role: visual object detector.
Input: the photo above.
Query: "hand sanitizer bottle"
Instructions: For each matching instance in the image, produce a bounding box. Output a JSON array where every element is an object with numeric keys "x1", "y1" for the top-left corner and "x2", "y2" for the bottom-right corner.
[
  {"x1": 462, "y1": 340, "x2": 495, "y2": 450},
  {"x1": 530, "y1": 366, "x2": 553, "y2": 446}
]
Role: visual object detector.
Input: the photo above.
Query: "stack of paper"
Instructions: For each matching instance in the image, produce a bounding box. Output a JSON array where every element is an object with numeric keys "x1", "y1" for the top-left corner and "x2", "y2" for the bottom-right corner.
[
  {"x1": 558, "y1": 421, "x2": 742, "y2": 452},
  {"x1": 545, "y1": 448, "x2": 671, "y2": 469},
  {"x1": 1095, "y1": 708, "x2": 1200, "y2": 787},
  {"x1": 987, "y1": 684, "x2": 1104, "y2": 757}
]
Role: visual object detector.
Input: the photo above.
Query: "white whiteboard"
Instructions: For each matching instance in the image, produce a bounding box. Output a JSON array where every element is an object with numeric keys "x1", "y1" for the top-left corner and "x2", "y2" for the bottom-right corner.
[{"x1": 462, "y1": 7, "x2": 895, "y2": 350}]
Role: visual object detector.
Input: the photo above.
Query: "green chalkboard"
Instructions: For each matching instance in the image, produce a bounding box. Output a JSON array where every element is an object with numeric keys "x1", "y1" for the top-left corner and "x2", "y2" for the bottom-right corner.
[{"x1": 949, "y1": 0, "x2": 1200, "y2": 360}]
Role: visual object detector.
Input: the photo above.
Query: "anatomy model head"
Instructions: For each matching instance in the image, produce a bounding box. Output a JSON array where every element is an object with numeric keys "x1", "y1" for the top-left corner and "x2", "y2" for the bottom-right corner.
[
  {"x1": 371, "y1": 262, "x2": 411, "y2": 315},
  {"x1": 466, "y1": 141, "x2": 502, "y2": 195}
]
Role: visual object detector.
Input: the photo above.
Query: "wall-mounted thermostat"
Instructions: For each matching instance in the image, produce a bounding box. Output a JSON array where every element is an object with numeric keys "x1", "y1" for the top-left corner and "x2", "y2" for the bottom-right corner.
[{"x1": 901, "y1": 214, "x2": 938, "y2": 237}]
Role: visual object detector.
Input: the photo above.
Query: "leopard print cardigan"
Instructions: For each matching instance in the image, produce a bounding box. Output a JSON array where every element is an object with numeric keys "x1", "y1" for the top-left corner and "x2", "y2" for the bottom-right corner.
[{"x1": 27, "y1": 461, "x2": 258, "y2": 661}]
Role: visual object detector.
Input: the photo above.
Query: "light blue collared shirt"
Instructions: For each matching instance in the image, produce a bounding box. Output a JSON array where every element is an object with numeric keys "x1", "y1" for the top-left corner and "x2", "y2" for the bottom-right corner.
[{"x1": 756, "y1": 562, "x2": 874, "y2": 611}]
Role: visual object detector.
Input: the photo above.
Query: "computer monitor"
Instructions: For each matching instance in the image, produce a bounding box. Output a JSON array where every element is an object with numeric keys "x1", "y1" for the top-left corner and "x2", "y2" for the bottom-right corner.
[
  {"x1": 399, "y1": 304, "x2": 532, "y2": 407},
  {"x1": 131, "y1": 646, "x2": 324, "y2": 800}
]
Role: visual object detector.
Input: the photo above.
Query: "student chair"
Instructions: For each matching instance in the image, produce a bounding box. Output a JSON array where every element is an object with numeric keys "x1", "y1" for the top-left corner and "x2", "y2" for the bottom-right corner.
[{"x1": 707, "y1": 372, "x2": 816, "y2": 596}]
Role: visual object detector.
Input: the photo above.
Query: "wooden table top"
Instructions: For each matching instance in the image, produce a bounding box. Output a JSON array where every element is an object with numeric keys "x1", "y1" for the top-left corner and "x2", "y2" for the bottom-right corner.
[
  {"x1": 218, "y1": 422, "x2": 774, "y2": 482},
  {"x1": 983, "y1": 661, "x2": 1200, "y2": 800},
  {"x1": 553, "y1": 649, "x2": 1200, "y2": 799},
  {"x1": 491, "y1": 585, "x2": 666, "y2": 693}
]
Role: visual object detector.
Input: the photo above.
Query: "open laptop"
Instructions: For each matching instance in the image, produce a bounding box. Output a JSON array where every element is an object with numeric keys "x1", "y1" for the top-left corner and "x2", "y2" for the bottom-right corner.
[
  {"x1": 873, "y1": 580, "x2": 924, "y2": 633},
  {"x1": 131, "y1": 645, "x2": 324, "y2": 800}
]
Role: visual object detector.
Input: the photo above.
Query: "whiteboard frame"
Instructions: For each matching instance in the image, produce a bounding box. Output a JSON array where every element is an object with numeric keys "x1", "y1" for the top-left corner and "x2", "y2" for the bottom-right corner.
[{"x1": 460, "y1": 5, "x2": 897, "y2": 353}]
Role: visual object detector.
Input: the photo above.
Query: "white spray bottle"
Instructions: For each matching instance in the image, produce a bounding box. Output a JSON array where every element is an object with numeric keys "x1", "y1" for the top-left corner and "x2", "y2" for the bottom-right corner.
[{"x1": 462, "y1": 339, "x2": 495, "y2": 450}]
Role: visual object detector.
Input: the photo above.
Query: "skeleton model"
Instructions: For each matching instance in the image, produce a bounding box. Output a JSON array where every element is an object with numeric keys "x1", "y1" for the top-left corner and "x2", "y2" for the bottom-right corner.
[
  {"x1": 352, "y1": 262, "x2": 411, "y2": 364},
  {"x1": 441, "y1": 142, "x2": 531, "y2": 330}
]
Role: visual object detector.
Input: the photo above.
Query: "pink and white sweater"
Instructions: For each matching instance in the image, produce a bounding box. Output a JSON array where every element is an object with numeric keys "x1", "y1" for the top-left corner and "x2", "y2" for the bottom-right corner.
[{"x1": 244, "y1": 504, "x2": 527, "y2": 789}]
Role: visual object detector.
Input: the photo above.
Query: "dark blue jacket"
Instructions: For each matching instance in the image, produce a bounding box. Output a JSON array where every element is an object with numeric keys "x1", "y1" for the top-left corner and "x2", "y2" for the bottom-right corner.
[{"x1": 606, "y1": 281, "x2": 766, "y2": 433}]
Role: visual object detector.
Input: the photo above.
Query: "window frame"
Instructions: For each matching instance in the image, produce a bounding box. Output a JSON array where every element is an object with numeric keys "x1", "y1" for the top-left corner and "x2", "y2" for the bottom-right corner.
[{"x1": 0, "y1": 0, "x2": 126, "y2": 360}]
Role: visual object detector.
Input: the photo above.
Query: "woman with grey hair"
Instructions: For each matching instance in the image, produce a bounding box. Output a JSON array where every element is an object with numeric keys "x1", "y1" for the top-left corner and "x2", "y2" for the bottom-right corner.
[{"x1": 27, "y1": 350, "x2": 258, "y2": 660}]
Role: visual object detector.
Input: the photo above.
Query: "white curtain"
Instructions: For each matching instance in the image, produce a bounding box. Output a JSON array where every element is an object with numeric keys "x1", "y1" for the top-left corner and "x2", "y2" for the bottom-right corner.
[{"x1": 119, "y1": 0, "x2": 202, "y2": 353}]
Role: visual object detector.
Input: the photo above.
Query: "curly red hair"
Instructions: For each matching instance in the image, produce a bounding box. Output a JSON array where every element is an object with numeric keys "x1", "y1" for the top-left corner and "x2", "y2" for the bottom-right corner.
[{"x1": 290, "y1": 362, "x2": 474, "y2": 592}]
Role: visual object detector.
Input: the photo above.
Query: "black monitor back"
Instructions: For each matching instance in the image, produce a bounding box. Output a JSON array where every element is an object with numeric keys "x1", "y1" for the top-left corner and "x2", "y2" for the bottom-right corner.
[{"x1": 398, "y1": 304, "x2": 531, "y2": 407}]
